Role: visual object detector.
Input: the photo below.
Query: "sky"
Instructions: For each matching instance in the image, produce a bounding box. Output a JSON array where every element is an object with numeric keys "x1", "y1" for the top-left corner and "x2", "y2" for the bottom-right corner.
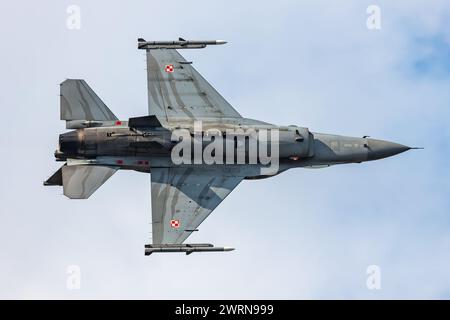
[{"x1": 0, "y1": 0, "x2": 450, "y2": 299}]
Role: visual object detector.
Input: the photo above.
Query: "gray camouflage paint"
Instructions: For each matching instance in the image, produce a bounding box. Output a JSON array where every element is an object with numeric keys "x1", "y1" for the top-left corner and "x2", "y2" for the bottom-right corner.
[
  {"x1": 150, "y1": 167, "x2": 242, "y2": 244},
  {"x1": 61, "y1": 165, "x2": 117, "y2": 199},
  {"x1": 45, "y1": 41, "x2": 412, "y2": 247},
  {"x1": 60, "y1": 79, "x2": 117, "y2": 122}
]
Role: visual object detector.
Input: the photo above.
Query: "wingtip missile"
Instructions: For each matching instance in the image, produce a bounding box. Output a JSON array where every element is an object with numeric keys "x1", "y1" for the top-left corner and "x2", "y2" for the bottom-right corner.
[
  {"x1": 144, "y1": 243, "x2": 235, "y2": 255},
  {"x1": 137, "y1": 38, "x2": 228, "y2": 50}
]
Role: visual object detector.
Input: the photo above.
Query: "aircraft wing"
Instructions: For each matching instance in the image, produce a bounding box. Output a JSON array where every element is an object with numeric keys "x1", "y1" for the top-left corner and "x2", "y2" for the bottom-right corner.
[
  {"x1": 143, "y1": 47, "x2": 242, "y2": 121},
  {"x1": 150, "y1": 167, "x2": 243, "y2": 244}
]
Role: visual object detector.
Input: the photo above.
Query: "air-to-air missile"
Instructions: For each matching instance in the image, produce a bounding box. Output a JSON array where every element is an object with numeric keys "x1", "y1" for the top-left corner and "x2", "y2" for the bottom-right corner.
[
  {"x1": 138, "y1": 37, "x2": 227, "y2": 49},
  {"x1": 145, "y1": 244, "x2": 235, "y2": 256}
]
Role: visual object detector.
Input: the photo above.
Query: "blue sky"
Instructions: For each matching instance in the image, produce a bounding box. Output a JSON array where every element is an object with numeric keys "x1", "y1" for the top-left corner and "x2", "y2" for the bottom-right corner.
[{"x1": 0, "y1": 0, "x2": 450, "y2": 299}]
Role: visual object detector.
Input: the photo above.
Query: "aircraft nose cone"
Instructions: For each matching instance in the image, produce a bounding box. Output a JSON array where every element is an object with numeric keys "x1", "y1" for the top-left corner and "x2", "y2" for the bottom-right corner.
[{"x1": 367, "y1": 139, "x2": 411, "y2": 160}]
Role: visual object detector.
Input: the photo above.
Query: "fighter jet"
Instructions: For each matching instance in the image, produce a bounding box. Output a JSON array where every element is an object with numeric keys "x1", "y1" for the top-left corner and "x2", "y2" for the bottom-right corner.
[{"x1": 44, "y1": 38, "x2": 415, "y2": 255}]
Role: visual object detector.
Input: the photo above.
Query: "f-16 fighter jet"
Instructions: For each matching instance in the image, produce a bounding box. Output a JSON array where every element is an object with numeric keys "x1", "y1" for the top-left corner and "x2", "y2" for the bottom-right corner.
[{"x1": 44, "y1": 38, "x2": 414, "y2": 255}]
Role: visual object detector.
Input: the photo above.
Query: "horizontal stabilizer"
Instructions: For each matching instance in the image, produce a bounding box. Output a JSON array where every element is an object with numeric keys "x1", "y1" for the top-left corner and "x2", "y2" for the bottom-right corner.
[
  {"x1": 62, "y1": 165, "x2": 117, "y2": 199},
  {"x1": 60, "y1": 79, "x2": 118, "y2": 122}
]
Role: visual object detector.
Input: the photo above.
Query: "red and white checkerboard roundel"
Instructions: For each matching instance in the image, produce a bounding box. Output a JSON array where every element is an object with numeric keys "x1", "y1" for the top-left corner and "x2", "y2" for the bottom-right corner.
[
  {"x1": 170, "y1": 219, "x2": 180, "y2": 228},
  {"x1": 164, "y1": 64, "x2": 174, "y2": 73}
]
